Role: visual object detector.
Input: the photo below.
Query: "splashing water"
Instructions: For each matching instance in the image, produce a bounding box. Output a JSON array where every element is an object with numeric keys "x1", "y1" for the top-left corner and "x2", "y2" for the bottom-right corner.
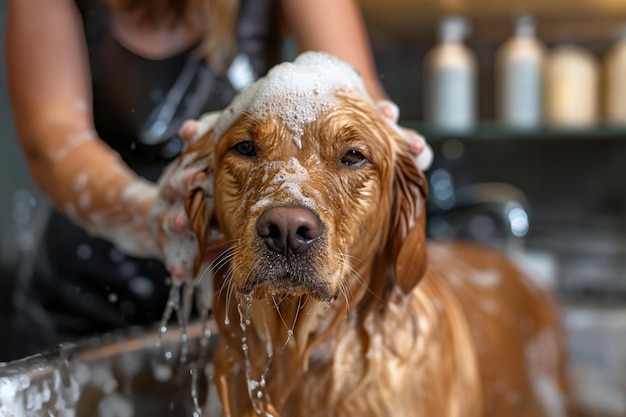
[
  {"x1": 195, "y1": 268, "x2": 215, "y2": 356},
  {"x1": 236, "y1": 294, "x2": 275, "y2": 416},
  {"x1": 190, "y1": 367, "x2": 203, "y2": 417},
  {"x1": 158, "y1": 281, "x2": 190, "y2": 363}
]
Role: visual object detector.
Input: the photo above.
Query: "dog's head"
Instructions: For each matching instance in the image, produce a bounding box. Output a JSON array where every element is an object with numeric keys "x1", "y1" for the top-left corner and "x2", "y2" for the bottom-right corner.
[{"x1": 186, "y1": 52, "x2": 428, "y2": 307}]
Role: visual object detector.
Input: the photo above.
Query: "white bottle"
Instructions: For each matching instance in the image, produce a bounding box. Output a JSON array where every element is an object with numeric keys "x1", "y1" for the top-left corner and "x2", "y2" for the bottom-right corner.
[
  {"x1": 495, "y1": 14, "x2": 545, "y2": 130},
  {"x1": 605, "y1": 26, "x2": 626, "y2": 126},
  {"x1": 544, "y1": 45, "x2": 599, "y2": 128},
  {"x1": 424, "y1": 15, "x2": 477, "y2": 132}
]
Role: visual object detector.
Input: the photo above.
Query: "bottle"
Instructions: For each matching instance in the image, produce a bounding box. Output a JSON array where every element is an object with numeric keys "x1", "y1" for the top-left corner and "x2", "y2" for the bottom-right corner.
[
  {"x1": 544, "y1": 45, "x2": 599, "y2": 129},
  {"x1": 495, "y1": 14, "x2": 545, "y2": 130},
  {"x1": 424, "y1": 15, "x2": 477, "y2": 132},
  {"x1": 605, "y1": 25, "x2": 626, "y2": 126}
]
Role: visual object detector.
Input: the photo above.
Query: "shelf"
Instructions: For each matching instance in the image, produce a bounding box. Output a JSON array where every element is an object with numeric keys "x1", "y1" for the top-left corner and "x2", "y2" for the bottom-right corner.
[{"x1": 401, "y1": 121, "x2": 626, "y2": 142}]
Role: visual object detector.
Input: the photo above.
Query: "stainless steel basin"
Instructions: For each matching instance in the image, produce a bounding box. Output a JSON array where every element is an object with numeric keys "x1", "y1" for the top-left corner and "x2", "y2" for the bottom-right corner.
[{"x1": 0, "y1": 320, "x2": 222, "y2": 417}]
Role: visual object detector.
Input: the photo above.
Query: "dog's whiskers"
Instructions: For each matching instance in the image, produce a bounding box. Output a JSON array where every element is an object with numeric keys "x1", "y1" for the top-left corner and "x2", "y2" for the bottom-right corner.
[
  {"x1": 196, "y1": 242, "x2": 237, "y2": 289},
  {"x1": 215, "y1": 244, "x2": 247, "y2": 299},
  {"x1": 282, "y1": 295, "x2": 305, "y2": 350},
  {"x1": 274, "y1": 292, "x2": 290, "y2": 306},
  {"x1": 224, "y1": 281, "x2": 234, "y2": 325},
  {"x1": 337, "y1": 279, "x2": 352, "y2": 320},
  {"x1": 271, "y1": 294, "x2": 291, "y2": 333},
  {"x1": 340, "y1": 252, "x2": 387, "y2": 305},
  {"x1": 216, "y1": 254, "x2": 236, "y2": 300}
]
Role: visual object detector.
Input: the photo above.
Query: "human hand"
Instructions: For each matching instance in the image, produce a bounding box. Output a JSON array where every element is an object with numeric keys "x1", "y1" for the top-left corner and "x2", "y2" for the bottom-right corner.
[
  {"x1": 152, "y1": 112, "x2": 222, "y2": 283},
  {"x1": 376, "y1": 100, "x2": 433, "y2": 171}
]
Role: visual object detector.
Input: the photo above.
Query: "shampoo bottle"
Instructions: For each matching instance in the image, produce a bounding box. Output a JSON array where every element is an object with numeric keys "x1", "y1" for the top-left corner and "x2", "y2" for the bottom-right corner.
[
  {"x1": 605, "y1": 26, "x2": 626, "y2": 126},
  {"x1": 495, "y1": 14, "x2": 545, "y2": 130},
  {"x1": 424, "y1": 15, "x2": 477, "y2": 132},
  {"x1": 545, "y1": 45, "x2": 599, "y2": 129}
]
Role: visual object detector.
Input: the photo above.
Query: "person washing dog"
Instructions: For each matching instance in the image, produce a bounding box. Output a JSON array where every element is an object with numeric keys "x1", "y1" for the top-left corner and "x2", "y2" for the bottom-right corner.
[{"x1": 5, "y1": 0, "x2": 431, "y2": 359}]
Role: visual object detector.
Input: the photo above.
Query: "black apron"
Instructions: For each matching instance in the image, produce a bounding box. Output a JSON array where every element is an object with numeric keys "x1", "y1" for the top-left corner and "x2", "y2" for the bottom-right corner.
[{"x1": 9, "y1": 0, "x2": 281, "y2": 359}]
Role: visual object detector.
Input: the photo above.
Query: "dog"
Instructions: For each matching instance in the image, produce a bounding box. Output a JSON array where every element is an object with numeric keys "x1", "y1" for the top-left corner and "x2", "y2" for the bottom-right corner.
[{"x1": 177, "y1": 52, "x2": 571, "y2": 416}]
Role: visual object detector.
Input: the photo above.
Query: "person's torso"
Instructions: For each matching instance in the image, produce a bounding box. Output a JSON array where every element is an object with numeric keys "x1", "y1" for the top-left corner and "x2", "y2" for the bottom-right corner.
[{"x1": 76, "y1": 0, "x2": 281, "y2": 180}]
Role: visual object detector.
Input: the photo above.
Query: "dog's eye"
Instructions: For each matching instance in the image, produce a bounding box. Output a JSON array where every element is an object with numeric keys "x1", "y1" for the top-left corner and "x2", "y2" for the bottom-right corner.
[
  {"x1": 340, "y1": 149, "x2": 368, "y2": 167},
  {"x1": 232, "y1": 141, "x2": 256, "y2": 158}
]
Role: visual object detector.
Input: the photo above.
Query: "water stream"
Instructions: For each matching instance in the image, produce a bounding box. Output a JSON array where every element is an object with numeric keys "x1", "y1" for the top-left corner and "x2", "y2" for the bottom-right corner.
[{"x1": 236, "y1": 294, "x2": 275, "y2": 417}]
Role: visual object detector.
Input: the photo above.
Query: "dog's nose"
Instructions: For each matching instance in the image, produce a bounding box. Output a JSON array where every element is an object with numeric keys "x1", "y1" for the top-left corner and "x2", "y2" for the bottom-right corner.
[{"x1": 256, "y1": 206, "x2": 322, "y2": 256}]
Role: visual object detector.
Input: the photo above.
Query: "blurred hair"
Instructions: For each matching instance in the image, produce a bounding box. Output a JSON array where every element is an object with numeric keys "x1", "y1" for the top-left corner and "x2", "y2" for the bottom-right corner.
[{"x1": 101, "y1": 0, "x2": 239, "y2": 73}]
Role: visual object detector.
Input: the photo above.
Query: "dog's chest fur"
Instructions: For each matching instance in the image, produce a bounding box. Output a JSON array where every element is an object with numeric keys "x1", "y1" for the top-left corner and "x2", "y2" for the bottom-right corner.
[{"x1": 213, "y1": 240, "x2": 568, "y2": 417}]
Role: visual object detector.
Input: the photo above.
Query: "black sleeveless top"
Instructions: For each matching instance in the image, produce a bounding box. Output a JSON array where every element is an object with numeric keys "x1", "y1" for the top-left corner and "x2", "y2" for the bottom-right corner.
[
  {"x1": 9, "y1": 0, "x2": 281, "y2": 359},
  {"x1": 79, "y1": 0, "x2": 281, "y2": 179}
]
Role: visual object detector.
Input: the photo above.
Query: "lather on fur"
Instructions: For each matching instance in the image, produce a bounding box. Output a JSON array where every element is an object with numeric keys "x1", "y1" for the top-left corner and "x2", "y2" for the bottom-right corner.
[{"x1": 174, "y1": 52, "x2": 570, "y2": 417}]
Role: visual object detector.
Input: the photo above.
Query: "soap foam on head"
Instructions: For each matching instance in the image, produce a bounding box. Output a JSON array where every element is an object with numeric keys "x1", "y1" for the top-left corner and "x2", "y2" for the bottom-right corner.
[{"x1": 214, "y1": 52, "x2": 371, "y2": 148}]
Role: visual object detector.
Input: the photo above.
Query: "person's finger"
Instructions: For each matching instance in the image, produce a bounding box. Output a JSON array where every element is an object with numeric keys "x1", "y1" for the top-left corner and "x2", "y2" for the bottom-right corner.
[
  {"x1": 376, "y1": 100, "x2": 400, "y2": 123},
  {"x1": 168, "y1": 212, "x2": 189, "y2": 232},
  {"x1": 170, "y1": 265, "x2": 186, "y2": 281},
  {"x1": 179, "y1": 120, "x2": 199, "y2": 142},
  {"x1": 415, "y1": 141, "x2": 434, "y2": 172},
  {"x1": 191, "y1": 171, "x2": 208, "y2": 187},
  {"x1": 403, "y1": 129, "x2": 426, "y2": 155},
  {"x1": 180, "y1": 169, "x2": 208, "y2": 189}
]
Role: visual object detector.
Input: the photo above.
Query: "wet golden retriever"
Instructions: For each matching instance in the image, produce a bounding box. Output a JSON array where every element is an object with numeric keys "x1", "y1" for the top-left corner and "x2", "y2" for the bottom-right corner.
[{"x1": 178, "y1": 52, "x2": 570, "y2": 417}]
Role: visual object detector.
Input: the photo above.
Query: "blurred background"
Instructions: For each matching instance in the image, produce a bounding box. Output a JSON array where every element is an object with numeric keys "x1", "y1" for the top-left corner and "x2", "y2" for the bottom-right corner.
[
  {"x1": 0, "y1": 1, "x2": 38, "y2": 359},
  {"x1": 358, "y1": 1, "x2": 626, "y2": 414},
  {"x1": 359, "y1": 0, "x2": 626, "y2": 305},
  {"x1": 1, "y1": 0, "x2": 626, "y2": 415}
]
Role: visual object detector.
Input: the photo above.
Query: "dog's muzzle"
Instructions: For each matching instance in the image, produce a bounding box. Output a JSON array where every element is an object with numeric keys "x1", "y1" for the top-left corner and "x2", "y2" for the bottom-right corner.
[
  {"x1": 256, "y1": 206, "x2": 322, "y2": 256},
  {"x1": 239, "y1": 205, "x2": 332, "y2": 301}
]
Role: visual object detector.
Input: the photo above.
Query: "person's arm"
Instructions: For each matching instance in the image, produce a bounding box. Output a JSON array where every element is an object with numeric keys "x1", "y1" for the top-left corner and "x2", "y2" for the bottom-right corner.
[{"x1": 6, "y1": 0, "x2": 159, "y2": 257}]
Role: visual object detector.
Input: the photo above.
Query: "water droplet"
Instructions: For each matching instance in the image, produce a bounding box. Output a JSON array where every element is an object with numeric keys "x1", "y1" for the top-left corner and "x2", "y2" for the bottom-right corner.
[{"x1": 152, "y1": 363, "x2": 173, "y2": 382}]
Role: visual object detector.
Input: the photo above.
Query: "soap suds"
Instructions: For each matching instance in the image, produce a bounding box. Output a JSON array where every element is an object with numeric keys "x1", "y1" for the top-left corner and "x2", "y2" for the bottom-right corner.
[
  {"x1": 251, "y1": 158, "x2": 318, "y2": 213},
  {"x1": 214, "y1": 52, "x2": 371, "y2": 148},
  {"x1": 50, "y1": 129, "x2": 97, "y2": 161},
  {"x1": 72, "y1": 172, "x2": 89, "y2": 192},
  {"x1": 121, "y1": 181, "x2": 157, "y2": 204}
]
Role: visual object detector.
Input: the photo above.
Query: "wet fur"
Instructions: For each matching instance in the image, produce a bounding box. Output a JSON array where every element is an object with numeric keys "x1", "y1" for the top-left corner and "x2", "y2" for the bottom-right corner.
[{"x1": 180, "y1": 93, "x2": 571, "y2": 416}]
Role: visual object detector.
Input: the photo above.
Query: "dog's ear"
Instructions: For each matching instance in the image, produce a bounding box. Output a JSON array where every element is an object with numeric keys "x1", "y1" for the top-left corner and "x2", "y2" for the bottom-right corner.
[
  {"x1": 183, "y1": 127, "x2": 216, "y2": 275},
  {"x1": 388, "y1": 146, "x2": 429, "y2": 294}
]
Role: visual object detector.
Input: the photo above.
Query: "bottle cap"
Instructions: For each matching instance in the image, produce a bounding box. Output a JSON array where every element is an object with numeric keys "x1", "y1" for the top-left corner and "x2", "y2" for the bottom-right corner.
[
  {"x1": 439, "y1": 15, "x2": 472, "y2": 44},
  {"x1": 514, "y1": 14, "x2": 536, "y2": 38}
]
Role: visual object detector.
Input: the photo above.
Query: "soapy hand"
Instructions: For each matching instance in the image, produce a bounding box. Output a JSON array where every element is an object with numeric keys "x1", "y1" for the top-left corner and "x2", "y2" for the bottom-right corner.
[
  {"x1": 151, "y1": 114, "x2": 223, "y2": 283},
  {"x1": 376, "y1": 100, "x2": 433, "y2": 171}
]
